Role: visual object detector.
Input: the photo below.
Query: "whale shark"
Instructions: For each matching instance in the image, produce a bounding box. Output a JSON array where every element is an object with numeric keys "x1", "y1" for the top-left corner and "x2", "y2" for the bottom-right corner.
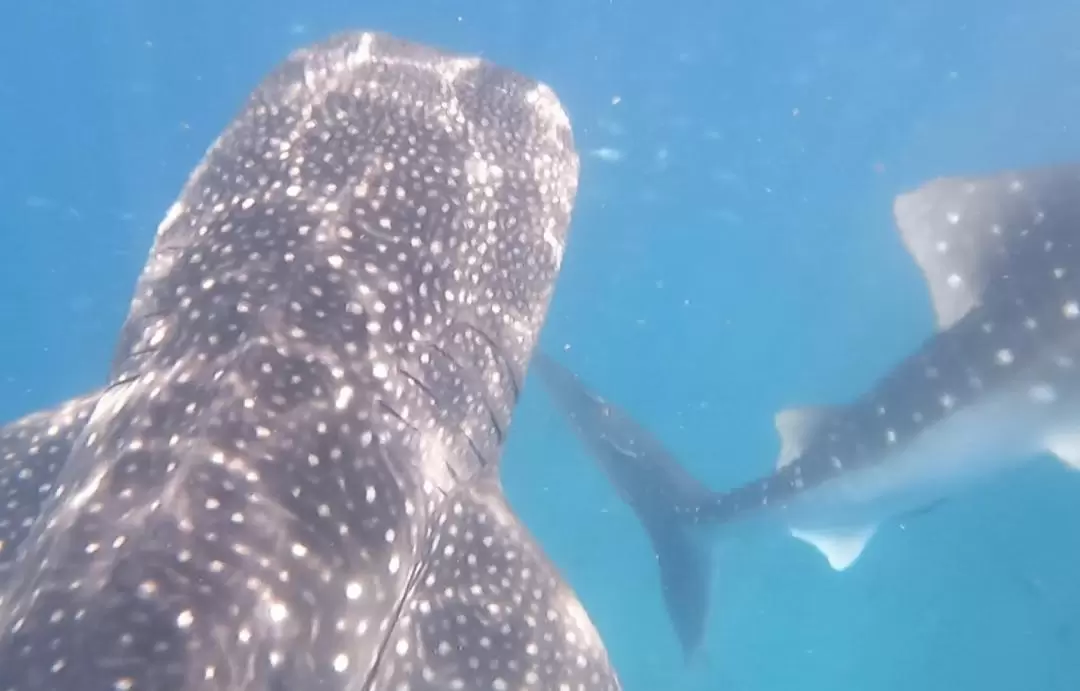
[
  {"x1": 536, "y1": 162, "x2": 1080, "y2": 654},
  {"x1": 531, "y1": 350, "x2": 714, "y2": 658},
  {"x1": 0, "y1": 31, "x2": 626, "y2": 691},
  {"x1": 685, "y1": 163, "x2": 1080, "y2": 571},
  {"x1": 0, "y1": 392, "x2": 101, "y2": 586}
]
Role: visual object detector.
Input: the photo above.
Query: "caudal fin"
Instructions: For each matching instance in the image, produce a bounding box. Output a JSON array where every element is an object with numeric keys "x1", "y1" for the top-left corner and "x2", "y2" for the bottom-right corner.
[
  {"x1": 641, "y1": 509, "x2": 714, "y2": 660},
  {"x1": 531, "y1": 350, "x2": 717, "y2": 658}
]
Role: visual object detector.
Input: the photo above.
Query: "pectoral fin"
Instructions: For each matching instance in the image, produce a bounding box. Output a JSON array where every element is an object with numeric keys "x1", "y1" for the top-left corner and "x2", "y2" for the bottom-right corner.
[{"x1": 789, "y1": 524, "x2": 878, "y2": 571}]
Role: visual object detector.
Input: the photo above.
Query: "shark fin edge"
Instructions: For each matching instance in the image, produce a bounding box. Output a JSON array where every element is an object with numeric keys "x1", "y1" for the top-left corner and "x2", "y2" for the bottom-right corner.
[
  {"x1": 892, "y1": 178, "x2": 997, "y2": 330},
  {"x1": 774, "y1": 406, "x2": 836, "y2": 468},
  {"x1": 645, "y1": 515, "x2": 714, "y2": 661},
  {"x1": 1046, "y1": 433, "x2": 1080, "y2": 470},
  {"x1": 891, "y1": 165, "x2": 1080, "y2": 331},
  {"x1": 789, "y1": 524, "x2": 877, "y2": 571}
]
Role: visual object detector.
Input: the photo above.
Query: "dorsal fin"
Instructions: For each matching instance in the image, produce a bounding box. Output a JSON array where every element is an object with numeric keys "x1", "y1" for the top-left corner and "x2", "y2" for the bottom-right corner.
[
  {"x1": 774, "y1": 406, "x2": 835, "y2": 468},
  {"x1": 892, "y1": 164, "x2": 1080, "y2": 330}
]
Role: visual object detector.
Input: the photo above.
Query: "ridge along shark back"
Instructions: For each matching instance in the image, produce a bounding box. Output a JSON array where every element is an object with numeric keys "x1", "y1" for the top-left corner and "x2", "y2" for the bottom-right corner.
[
  {"x1": 0, "y1": 30, "x2": 629, "y2": 691},
  {"x1": 535, "y1": 162, "x2": 1080, "y2": 656}
]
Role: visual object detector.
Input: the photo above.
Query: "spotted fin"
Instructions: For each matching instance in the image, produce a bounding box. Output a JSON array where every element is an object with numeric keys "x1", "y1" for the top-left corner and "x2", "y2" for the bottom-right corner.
[
  {"x1": 789, "y1": 524, "x2": 877, "y2": 571},
  {"x1": 1046, "y1": 433, "x2": 1080, "y2": 470},
  {"x1": 892, "y1": 164, "x2": 1080, "y2": 330},
  {"x1": 774, "y1": 407, "x2": 835, "y2": 468}
]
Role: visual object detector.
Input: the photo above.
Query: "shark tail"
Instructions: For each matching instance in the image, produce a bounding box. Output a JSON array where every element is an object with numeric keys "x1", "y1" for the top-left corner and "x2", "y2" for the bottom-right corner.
[
  {"x1": 635, "y1": 503, "x2": 715, "y2": 661},
  {"x1": 530, "y1": 349, "x2": 717, "y2": 659}
]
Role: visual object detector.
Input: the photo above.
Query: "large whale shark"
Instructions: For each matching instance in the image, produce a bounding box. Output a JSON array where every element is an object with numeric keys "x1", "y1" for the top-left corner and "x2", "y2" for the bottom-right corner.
[
  {"x1": 537, "y1": 162, "x2": 1080, "y2": 653},
  {"x1": 0, "y1": 31, "x2": 626, "y2": 691}
]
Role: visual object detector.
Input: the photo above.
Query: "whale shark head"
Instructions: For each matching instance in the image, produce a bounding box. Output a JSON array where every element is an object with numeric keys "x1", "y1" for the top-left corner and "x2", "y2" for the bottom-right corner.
[{"x1": 0, "y1": 30, "x2": 625, "y2": 691}]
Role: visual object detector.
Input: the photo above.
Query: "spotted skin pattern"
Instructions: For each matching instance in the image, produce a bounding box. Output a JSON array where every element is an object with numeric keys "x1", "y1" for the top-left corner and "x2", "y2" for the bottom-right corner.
[
  {"x1": 0, "y1": 31, "x2": 621, "y2": 691},
  {"x1": 0, "y1": 393, "x2": 101, "y2": 584}
]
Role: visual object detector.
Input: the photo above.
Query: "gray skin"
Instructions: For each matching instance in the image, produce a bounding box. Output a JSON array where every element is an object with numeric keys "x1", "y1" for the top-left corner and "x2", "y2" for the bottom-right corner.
[
  {"x1": 538, "y1": 162, "x2": 1080, "y2": 653},
  {"x1": 687, "y1": 164, "x2": 1080, "y2": 552},
  {"x1": 532, "y1": 351, "x2": 713, "y2": 659},
  {"x1": 0, "y1": 31, "x2": 626, "y2": 691}
]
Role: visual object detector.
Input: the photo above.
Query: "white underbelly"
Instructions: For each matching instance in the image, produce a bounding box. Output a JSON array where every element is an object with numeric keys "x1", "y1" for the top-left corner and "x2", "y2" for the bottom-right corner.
[{"x1": 778, "y1": 384, "x2": 1072, "y2": 533}]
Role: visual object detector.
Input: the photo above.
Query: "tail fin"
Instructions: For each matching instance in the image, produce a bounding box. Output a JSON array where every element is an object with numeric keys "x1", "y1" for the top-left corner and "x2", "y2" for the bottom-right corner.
[
  {"x1": 642, "y1": 509, "x2": 713, "y2": 660},
  {"x1": 531, "y1": 350, "x2": 716, "y2": 659}
]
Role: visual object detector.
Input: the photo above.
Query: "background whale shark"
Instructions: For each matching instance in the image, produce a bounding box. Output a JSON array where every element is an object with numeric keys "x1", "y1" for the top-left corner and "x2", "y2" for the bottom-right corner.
[
  {"x1": 0, "y1": 30, "x2": 627, "y2": 691},
  {"x1": 691, "y1": 163, "x2": 1080, "y2": 569},
  {"x1": 537, "y1": 162, "x2": 1080, "y2": 654}
]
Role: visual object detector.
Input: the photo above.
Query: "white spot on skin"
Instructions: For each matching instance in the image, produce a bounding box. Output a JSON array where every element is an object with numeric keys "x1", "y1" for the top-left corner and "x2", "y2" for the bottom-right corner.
[
  {"x1": 996, "y1": 349, "x2": 1014, "y2": 366},
  {"x1": 334, "y1": 386, "x2": 353, "y2": 410},
  {"x1": 1064, "y1": 301, "x2": 1080, "y2": 319},
  {"x1": 268, "y1": 602, "x2": 288, "y2": 623},
  {"x1": 149, "y1": 325, "x2": 168, "y2": 347}
]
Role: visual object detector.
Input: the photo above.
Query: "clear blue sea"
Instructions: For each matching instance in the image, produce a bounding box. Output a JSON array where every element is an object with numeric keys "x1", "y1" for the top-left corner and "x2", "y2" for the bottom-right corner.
[{"x1": 2, "y1": 1, "x2": 1079, "y2": 689}]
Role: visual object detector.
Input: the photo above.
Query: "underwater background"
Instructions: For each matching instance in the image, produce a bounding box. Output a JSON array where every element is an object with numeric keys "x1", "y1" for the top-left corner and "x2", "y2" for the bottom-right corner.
[{"x1": 2, "y1": 1, "x2": 1079, "y2": 689}]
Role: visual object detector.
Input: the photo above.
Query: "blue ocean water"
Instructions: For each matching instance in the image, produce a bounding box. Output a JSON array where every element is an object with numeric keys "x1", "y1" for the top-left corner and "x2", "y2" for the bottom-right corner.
[{"x1": 2, "y1": 1, "x2": 1079, "y2": 689}]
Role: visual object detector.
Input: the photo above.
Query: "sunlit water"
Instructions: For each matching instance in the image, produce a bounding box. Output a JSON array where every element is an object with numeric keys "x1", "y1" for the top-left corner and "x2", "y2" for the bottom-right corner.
[{"x1": 2, "y1": 2, "x2": 1078, "y2": 689}]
